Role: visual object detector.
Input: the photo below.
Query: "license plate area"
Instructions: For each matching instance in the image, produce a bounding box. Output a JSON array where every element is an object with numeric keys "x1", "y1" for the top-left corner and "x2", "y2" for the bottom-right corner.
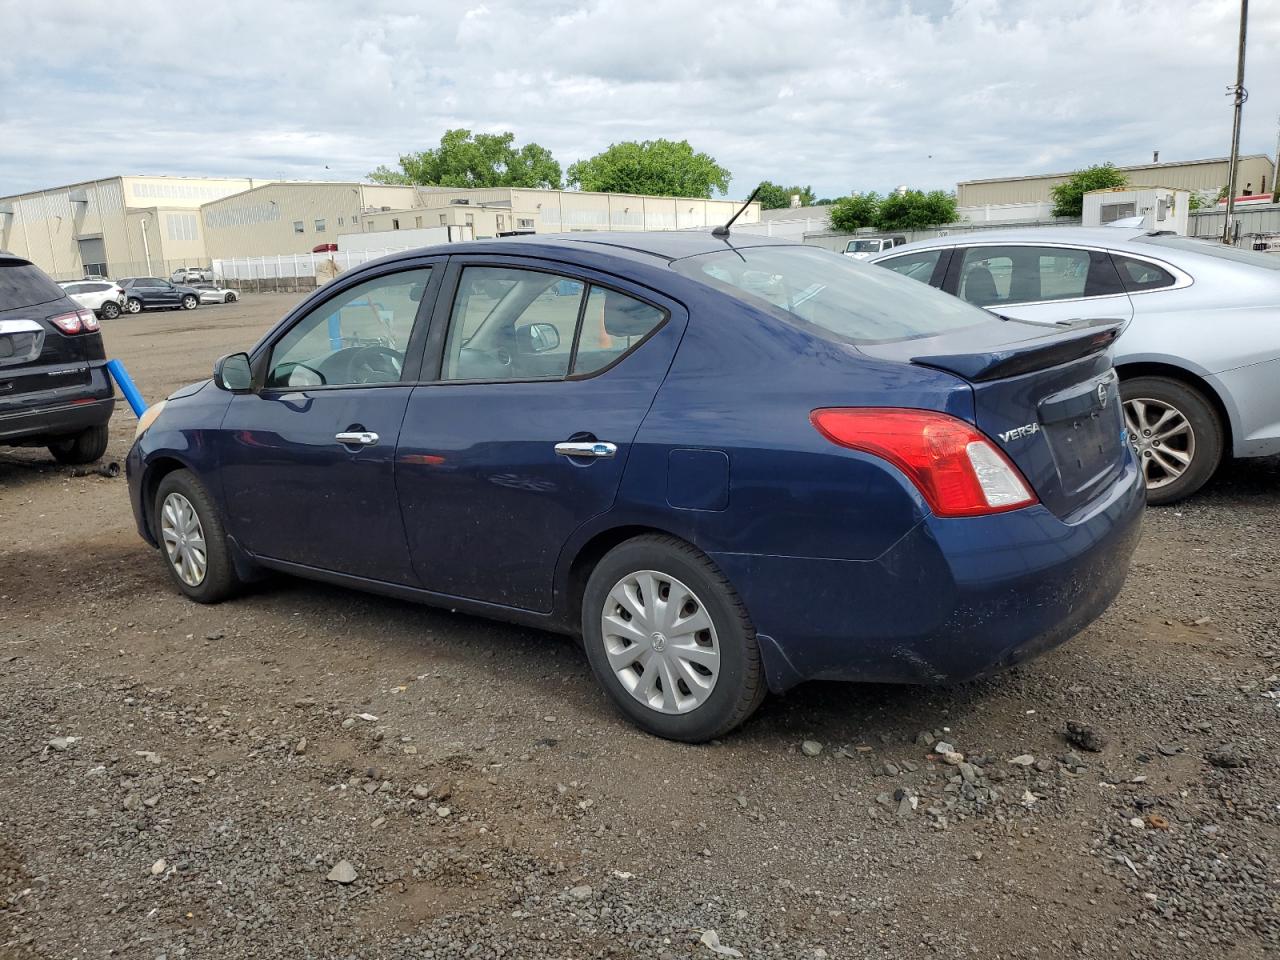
[{"x1": 1039, "y1": 374, "x2": 1124, "y2": 495}]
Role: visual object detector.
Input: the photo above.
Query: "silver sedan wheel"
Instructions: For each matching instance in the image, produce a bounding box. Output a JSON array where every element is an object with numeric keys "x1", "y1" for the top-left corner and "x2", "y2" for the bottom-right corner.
[
  {"x1": 1124, "y1": 396, "x2": 1195, "y2": 489},
  {"x1": 601, "y1": 570, "x2": 720, "y2": 715},
  {"x1": 160, "y1": 492, "x2": 207, "y2": 586}
]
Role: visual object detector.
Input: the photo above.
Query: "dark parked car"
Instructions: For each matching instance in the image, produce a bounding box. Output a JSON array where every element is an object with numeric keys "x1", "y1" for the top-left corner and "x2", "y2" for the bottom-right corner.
[
  {"x1": 127, "y1": 233, "x2": 1144, "y2": 741},
  {"x1": 118, "y1": 277, "x2": 200, "y2": 314},
  {"x1": 1, "y1": 253, "x2": 114, "y2": 463}
]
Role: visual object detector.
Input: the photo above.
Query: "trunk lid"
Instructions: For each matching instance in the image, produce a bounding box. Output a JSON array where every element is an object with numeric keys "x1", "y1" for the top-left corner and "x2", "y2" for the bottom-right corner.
[
  {"x1": 861, "y1": 318, "x2": 1129, "y2": 518},
  {"x1": 0, "y1": 265, "x2": 100, "y2": 412}
]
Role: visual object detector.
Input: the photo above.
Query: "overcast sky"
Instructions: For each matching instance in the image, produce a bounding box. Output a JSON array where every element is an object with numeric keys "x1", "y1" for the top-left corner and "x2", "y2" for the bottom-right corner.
[{"x1": 2, "y1": 0, "x2": 1278, "y2": 200}]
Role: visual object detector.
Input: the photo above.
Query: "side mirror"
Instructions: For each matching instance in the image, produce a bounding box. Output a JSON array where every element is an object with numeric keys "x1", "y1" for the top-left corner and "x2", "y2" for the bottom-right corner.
[
  {"x1": 517, "y1": 322, "x2": 560, "y2": 354},
  {"x1": 213, "y1": 352, "x2": 253, "y2": 392}
]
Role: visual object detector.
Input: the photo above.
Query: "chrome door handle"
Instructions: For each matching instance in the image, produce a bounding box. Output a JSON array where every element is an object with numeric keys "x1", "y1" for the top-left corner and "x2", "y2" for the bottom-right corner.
[
  {"x1": 555, "y1": 441, "x2": 616, "y2": 459},
  {"x1": 335, "y1": 431, "x2": 379, "y2": 446}
]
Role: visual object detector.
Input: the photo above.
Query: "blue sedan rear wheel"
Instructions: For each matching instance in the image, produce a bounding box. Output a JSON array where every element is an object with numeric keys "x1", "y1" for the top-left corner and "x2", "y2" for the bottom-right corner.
[{"x1": 582, "y1": 535, "x2": 765, "y2": 742}]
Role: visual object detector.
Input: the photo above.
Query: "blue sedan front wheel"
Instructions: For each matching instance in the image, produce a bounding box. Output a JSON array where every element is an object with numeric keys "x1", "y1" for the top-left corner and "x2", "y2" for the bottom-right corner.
[{"x1": 582, "y1": 535, "x2": 765, "y2": 742}]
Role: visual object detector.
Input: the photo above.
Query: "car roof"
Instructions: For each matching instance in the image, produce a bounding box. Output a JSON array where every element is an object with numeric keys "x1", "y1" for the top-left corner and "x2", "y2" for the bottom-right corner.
[
  {"x1": 869, "y1": 226, "x2": 1154, "y2": 258},
  {"x1": 431, "y1": 230, "x2": 797, "y2": 263}
]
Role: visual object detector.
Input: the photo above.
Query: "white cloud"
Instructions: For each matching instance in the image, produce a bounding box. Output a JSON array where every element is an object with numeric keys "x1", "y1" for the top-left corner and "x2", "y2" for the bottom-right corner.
[{"x1": 0, "y1": 0, "x2": 1276, "y2": 199}]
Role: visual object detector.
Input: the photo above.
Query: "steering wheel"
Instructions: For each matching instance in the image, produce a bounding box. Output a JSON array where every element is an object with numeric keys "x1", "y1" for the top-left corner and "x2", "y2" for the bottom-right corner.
[{"x1": 343, "y1": 346, "x2": 403, "y2": 384}]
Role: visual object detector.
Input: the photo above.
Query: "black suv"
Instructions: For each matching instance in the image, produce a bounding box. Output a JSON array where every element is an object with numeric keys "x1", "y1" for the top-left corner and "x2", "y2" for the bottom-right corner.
[
  {"x1": 0, "y1": 254, "x2": 114, "y2": 463},
  {"x1": 118, "y1": 277, "x2": 200, "y2": 314}
]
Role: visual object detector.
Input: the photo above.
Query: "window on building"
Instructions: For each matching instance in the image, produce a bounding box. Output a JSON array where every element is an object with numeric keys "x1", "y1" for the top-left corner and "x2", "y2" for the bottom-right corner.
[
  {"x1": 315, "y1": 219, "x2": 326, "y2": 232},
  {"x1": 414, "y1": 216, "x2": 423, "y2": 228},
  {"x1": 496, "y1": 214, "x2": 506, "y2": 231},
  {"x1": 392, "y1": 218, "x2": 400, "y2": 230},
  {"x1": 465, "y1": 213, "x2": 475, "y2": 226},
  {"x1": 1099, "y1": 202, "x2": 1137, "y2": 224},
  {"x1": 337, "y1": 217, "x2": 344, "y2": 226},
  {"x1": 517, "y1": 218, "x2": 535, "y2": 230},
  {"x1": 293, "y1": 221, "x2": 304, "y2": 234},
  {"x1": 439, "y1": 214, "x2": 448, "y2": 226}
]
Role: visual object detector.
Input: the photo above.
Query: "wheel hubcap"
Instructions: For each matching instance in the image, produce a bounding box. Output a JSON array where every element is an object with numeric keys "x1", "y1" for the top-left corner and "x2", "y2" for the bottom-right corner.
[
  {"x1": 1124, "y1": 397, "x2": 1195, "y2": 489},
  {"x1": 160, "y1": 492, "x2": 207, "y2": 586},
  {"x1": 601, "y1": 570, "x2": 720, "y2": 715}
]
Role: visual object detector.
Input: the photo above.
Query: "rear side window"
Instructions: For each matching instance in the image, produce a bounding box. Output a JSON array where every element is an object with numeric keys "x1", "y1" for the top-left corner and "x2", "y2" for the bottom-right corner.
[
  {"x1": 0, "y1": 262, "x2": 66, "y2": 308},
  {"x1": 956, "y1": 246, "x2": 1124, "y2": 306},
  {"x1": 879, "y1": 249, "x2": 945, "y2": 285},
  {"x1": 676, "y1": 245, "x2": 985, "y2": 344},
  {"x1": 1112, "y1": 255, "x2": 1176, "y2": 292},
  {"x1": 573, "y1": 287, "x2": 665, "y2": 375}
]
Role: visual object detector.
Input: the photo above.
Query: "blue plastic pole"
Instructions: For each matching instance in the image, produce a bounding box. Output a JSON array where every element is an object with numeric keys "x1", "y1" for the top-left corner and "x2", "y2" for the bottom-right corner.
[{"x1": 106, "y1": 359, "x2": 147, "y2": 417}]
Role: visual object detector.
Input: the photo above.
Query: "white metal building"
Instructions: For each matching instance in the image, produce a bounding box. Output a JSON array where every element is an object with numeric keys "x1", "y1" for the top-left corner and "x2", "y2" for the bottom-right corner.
[{"x1": 0, "y1": 175, "x2": 263, "y2": 280}]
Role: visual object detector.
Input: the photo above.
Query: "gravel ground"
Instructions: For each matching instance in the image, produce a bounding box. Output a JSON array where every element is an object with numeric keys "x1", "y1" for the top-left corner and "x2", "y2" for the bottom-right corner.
[{"x1": 1, "y1": 295, "x2": 1277, "y2": 959}]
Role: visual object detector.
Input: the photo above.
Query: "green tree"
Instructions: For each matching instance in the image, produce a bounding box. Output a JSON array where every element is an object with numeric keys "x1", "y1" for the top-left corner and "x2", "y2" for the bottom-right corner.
[
  {"x1": 875, "y1": 189, "x2": 958, "y2": 230},
  {"x1": 755, "y1": 181, "x2": 817, "y2": 209},
  {"x1": 567, "y1": 139, "x2": 731, "y2": 198},
  {"x1": 369, "y1": 129, "x2": 563, "y2": 189},
  {"x1": 1049, "y1": 163, "x2": 1128, "y2": 218},
  {"x1": 828, "y1": 192, "x2": 880, "y2": 231}
]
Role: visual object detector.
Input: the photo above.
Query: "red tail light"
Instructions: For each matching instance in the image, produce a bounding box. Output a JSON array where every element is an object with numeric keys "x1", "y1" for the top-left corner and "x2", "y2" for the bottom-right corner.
[
  {"x1": 49, "y1": 308, "x2": 98, "y2": 335},
  {"x1": 811, "y1": 407, "x2": 1037, "y2": 517}
]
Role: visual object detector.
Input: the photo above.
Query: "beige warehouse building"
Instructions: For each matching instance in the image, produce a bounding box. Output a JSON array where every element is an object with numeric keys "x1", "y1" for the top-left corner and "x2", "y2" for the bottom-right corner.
[
  {"x1": 0, "y1": 175, "x2": 262, "y2": 280},
  {"x1": 957, "y1": 154, "x2": 1275, "y2": 207},
  {"x1": 201, "y1": 182, "x2": 761, "y2": 261}
]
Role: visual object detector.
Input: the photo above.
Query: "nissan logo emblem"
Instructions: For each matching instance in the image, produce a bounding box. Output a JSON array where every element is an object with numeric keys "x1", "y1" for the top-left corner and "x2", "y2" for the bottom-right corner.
[{"x1": 1097, "y1": 382, "x2": 1109, "y2": 408}]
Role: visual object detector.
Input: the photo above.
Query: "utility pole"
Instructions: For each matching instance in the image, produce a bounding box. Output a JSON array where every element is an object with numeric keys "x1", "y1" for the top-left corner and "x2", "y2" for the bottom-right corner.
[
  {"x1": 1222, "y1": 0, "x2": 1248, "y2": 245},
  {"x1": 1272, "y1": 112, "x2": 1279, "y2": 198}
]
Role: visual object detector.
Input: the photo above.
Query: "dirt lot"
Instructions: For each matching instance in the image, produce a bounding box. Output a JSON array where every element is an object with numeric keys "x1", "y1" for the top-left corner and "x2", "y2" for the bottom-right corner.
[{"x1": 1, "y1": 294, "x2": 1277, "y2": 959}]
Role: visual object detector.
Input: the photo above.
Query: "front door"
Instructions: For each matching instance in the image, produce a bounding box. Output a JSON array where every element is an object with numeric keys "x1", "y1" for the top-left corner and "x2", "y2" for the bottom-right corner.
[
  {"x1": 946, "y1": 244, "x2": 1134, "y2": 325},
  {"x1": 395, "y1": 259, "x2": 682, "y2": 611},
  {"x1": 141, "y1": 279, "x2": 180, "y2": 307},
  {"x1": 218, "y1": 263, "x2": 440, "y2": 584}
]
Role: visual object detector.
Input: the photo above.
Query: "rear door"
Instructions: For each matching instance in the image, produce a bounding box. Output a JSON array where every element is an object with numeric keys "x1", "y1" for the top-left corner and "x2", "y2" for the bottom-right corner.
[
  {"x1": 395, "y1": 256, "x2": 682, "y2": 612},
  {"x1": 945, "y1": 244, "x2": 1133, "y2": 325}
]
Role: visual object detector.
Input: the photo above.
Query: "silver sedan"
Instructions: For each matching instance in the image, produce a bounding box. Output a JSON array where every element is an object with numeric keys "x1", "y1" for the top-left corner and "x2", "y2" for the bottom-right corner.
[
  {"x1": 190, "y1": 282, "x2": 240, "y2": 305},
  {"x1": 869, "y1": 227, "x2": 1280, "y2": 503}
]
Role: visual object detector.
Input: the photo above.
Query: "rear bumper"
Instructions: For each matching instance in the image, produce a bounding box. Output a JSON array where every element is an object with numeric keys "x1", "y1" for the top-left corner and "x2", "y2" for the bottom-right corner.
[
  {"x1": 0, "y1": 363, "x2": 115, "y2": 444},
  {"x1": 713, "y1": 455, "x2": 1145, "y2": 692}
]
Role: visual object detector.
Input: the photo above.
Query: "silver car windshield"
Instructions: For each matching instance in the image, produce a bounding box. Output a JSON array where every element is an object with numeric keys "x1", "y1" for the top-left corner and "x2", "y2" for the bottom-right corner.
[
  {"x1": 1136, "y1": 235, "x2": 1280, "y2": 270},
  {"x1": 675, "y1": 245, "x2": 989, "y2": 344}
]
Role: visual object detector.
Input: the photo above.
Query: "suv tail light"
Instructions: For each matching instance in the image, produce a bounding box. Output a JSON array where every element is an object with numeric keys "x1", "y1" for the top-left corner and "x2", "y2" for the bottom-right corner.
[
  {"x1": 811, "y1": 407, "x2": 1037, "y2": 517},
  {"x1": 48, "y1": 307, "x2": 98, "y2": 335}
]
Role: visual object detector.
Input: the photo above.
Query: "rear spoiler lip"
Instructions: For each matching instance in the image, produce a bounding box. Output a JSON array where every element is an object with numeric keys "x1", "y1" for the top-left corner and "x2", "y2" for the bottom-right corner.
[{"x1": 908, "y1": 317, "x2": 1128, "y2": 382}]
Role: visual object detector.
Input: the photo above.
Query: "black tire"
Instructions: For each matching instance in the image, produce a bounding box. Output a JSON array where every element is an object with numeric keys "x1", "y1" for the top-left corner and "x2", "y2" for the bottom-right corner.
[
  {"x1": 1121, "y1": 375, "x2": 1223, "y2": 505},
  {"x1": 48, "y1": 424, "x2": 109, "y2": 464},
  {"x1": 224, "y1": 292, "x2": 237, "y2": 303},
  {"x1": 126, "y1": 297, "x2": 143, "y2": 314},
  {"x1": 153, "y1": 469, "x2": 240, "y2": 603},
  {"x1": 100, "y1": 301, "x2": 121, "y2": 320},
  {"x1": 581, "y1": 535, "x2": 766, "y2": 742},
  {"x1": 181, "y1": 294, "x2": 198, "y2": 310}
]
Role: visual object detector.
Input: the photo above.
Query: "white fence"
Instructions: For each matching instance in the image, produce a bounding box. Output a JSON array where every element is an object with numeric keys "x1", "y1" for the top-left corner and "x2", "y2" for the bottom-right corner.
[{"x1": 213, "y1": 247, "x2": 424, "y2": 291}]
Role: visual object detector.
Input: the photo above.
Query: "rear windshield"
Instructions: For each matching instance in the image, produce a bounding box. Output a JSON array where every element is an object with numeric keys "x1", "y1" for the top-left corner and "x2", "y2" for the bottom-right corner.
[
  {"x1": 847, "y1": 240, "x2": 883, "y2": 252},
  {"x1": 0, "y1": 261, "x2": 66, "y2": 309},
  {"x1": 674, "y1": 245, "x2": 988, "y2": 344},
  {"x1": 1135, "y1": 235, "x2": 1280, "y2": 270}
]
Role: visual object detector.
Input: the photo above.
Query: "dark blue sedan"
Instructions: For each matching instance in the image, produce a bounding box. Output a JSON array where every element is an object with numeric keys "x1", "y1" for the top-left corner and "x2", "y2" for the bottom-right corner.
[{"x1": 127, "y1": 232, "x2": 1144, "y2": 741}]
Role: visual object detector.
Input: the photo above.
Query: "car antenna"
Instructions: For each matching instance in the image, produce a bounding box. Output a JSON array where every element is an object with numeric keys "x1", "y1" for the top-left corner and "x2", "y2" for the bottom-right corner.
[{"x1": 712, "y1": 186, "x2": 761, "y2": 238}]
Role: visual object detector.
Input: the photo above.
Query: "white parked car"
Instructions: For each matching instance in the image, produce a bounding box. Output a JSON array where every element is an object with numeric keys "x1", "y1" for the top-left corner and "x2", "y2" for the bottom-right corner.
[
  {"x1": 869, "y1": 226, "x2": 1280, "y2": 503},
  {"x1": 58, "y1": 279, "x2": 127, "y2": 320},
  {"x1": 844, "y1": 236, "x2": 908, "y2": 259},
  {"x1": 190, "y1": 282, "x2": 239, "y2": 305}
]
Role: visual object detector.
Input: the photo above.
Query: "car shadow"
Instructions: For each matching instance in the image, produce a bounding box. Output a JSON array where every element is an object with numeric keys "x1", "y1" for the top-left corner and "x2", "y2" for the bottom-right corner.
[
  {"x1": 1196, "y1": 453, "x2": 1280, "y2": 505},
  {"x1": 244, "y1": 573, "x2": 1007, "y2": 746}
]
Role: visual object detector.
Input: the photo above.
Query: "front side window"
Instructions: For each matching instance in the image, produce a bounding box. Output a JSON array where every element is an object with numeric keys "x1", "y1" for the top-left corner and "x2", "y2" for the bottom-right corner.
[
  {"x1": 675, "y1": 245, "x2": 985, "y2": 344},
  {"x1": 879, "y1": 249, "x2": 944, "y2": 285},
  {"x1": 956, "y1": 246, "x2": 1122, "y2": 307},
  {"x1": 266, "y1": 268, "x2": 431, "y2": 388}
]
